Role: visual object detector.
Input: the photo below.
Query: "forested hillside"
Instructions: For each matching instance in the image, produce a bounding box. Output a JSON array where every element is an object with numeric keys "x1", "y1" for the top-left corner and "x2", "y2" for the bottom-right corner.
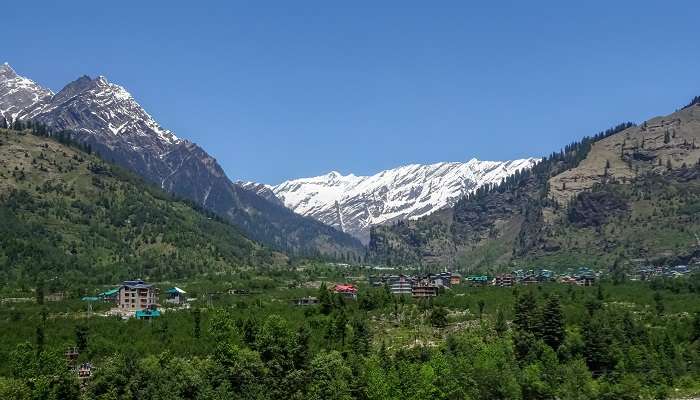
[
  {"x1": 0, "y1": 127, "x2": 285, "y2": 291},
  {"x1": 370, "y1": 98, "x2": 700, "y2": 272}
]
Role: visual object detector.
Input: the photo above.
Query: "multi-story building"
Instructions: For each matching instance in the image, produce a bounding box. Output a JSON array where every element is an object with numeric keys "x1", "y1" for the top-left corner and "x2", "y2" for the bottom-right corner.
[
  {"x1": 495, "y1": 274, "x2": 515, "y2": 287},
  {"x1": 388, "y1": 275, "x2": 414, "y2": 295},
  {"x1": 333, "y1": 283, "x2": 358, "y2": 300},
  {"x1": 412, "y1": 282, "x2": 438, "y2": 298},
  {"x1": 118, "y1": 280, "x2": 157, "y2": 311}
]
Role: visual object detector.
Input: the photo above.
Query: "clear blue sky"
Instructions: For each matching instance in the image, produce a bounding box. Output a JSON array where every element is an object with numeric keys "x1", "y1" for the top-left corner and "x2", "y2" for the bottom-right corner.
[{"x1": 5, "y1": 1, "x2": 700, "y2": 184}]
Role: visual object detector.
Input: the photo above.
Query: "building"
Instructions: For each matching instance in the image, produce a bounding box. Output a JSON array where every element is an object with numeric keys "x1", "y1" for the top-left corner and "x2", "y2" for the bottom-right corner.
[
  {"x1": 46, "y1": 292, "x2": 65, "y2": 302},
  {"x1": 98, "y1": 288, "x2": 119, "y2": 304},
  {"x1": 450, "y1": 273, "x2": 462, "y2": 286},
  {"x1": 64, "y1": 347, "x2": 79, "y2": 367},
  {"x1": 166, "y1": 287, "x2": 187, "y2": 305},
  {"x1": 333, "y1": 284, "x2": 358, "y2": 300},
  {"x1": 291, "y1": 296, "x2": 319, "y2": 306},
  {"x1": 431, "y1": 272, "x2": 453, "y2": 288},
  {"x1": 77, "y1": 363, "x2": 93, "y2": 381},
  {"x1": 465, "y1": 275, "x2": 489, "y2": 286},
  {"x1": 118, "y1": 280, "x2": 157, "y2": 311},
  {"x1": 388, "y1": 275, "x2": 413, "y2": 295},
  {"x1": 412, "y1": 283, "x2": 438, "y2": 298},
  {"x1": 135, "y1": 309, "x2": 161, "y2": 320},
  {"x1": 495, "y1": 274, "x2": 515, "y2": 287}
]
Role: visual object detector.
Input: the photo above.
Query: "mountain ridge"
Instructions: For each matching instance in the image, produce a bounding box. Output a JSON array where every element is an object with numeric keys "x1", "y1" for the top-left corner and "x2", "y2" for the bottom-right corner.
[
  {"x1": 260, "y1": 157, "x2": 539, "y2": 243},
  {"x1": 369, "y1": 99, "x2": 700, "y2": 271},
  {"x1": 0, "y1": 64, "x2": 363, "y2": 256}
]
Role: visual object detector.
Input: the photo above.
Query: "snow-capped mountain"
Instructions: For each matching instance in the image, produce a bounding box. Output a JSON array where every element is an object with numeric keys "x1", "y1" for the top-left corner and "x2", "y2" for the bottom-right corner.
[
  {"x1": 0, "y1": 63, "x2": 53, "y2": 122},
  {"x1": 0, "y1": 63, "x2": 363, "y2": 254},
  {"x1": 267, "y1": 158, "x2": 539, "y2": 243}
]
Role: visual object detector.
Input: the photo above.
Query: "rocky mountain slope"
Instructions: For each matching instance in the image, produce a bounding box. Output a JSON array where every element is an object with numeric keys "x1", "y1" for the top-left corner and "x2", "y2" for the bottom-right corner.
[
  {"x1": 0, "y1": 128, "x2": 286, "y2": 286},
  {"x1": 0, "y1": 63, "x2": 362, "y2": 256},
  {"x1": 370, "y1": 98, "x2": 700, "y2": 272},
  {"x1": 262, "y1": 158, "x2": 538, "y2": 243}
]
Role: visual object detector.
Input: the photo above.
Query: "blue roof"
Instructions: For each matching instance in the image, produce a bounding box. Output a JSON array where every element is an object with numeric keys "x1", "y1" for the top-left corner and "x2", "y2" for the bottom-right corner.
[
  {"x1": 98, "y1": 288, "x2": 119, "y2": 297},
  {"x1": 123, "y1": 280, "x2": 152, "y2": 289},
  {"x1": 135, "y1": 309, "x2": 161, "y2": 319}
]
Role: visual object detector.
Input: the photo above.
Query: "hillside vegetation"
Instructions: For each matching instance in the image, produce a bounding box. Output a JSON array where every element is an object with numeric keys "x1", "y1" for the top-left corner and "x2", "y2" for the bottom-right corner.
[
  {"x1": 0, "y1": 128, "x2": 285, "y2": 291},
  {"x1": 370, "y1": 99, "x2": 700, "y2": 272}
]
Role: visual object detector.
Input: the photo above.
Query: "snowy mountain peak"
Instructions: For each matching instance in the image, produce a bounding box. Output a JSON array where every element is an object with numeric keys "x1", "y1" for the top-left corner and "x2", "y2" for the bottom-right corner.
[
  {"x1": 35, "y1": 73, "x2": 180, "y2": 146},
  {"x1": 0, "y1": 63, "x2": 17, "y2": 80},
  {"x1": 269, "y1": 157, "x2": 540, "y2": 243},
  {"x1": 0, "y1": 64, "x2": 54, "y2": 122}
]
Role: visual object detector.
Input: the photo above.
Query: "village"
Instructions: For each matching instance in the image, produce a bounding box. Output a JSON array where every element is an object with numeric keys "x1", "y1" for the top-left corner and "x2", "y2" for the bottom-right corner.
[{"x1": 14, "y1": 260, "x2": 695, "y2": 384}]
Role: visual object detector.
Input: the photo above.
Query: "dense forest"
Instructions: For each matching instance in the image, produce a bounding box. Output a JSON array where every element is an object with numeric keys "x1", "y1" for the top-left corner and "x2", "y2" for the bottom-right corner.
[
  {"x1": 0, "y1": 126, "x2": 285, "y2": 292},
  {"x1": 0, "y1": 269, "x2": 699, "y2": 399}
]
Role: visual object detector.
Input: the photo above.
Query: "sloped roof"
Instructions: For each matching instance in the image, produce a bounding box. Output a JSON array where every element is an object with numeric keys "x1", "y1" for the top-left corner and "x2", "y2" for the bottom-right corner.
[
  {"x1": 135, "y1": 309, "x2": 161, "y2": 319},
  {"x1": 99, "y1": 288, "x2": 119, "y2": 297},
  {"x1": 167, "y1": 287, "x2": 186, "y2": 294}
]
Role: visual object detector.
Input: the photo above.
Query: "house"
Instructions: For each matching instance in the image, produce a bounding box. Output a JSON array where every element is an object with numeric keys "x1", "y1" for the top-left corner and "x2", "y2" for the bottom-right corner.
[
  {"x1": 228, "y1": 288, "x2": 251, "y2": 295},
  {"x1": 412, "y1": 283, "x2": 438, "y2": 298},
  {"x1": 558, "y1": 275, "x2": 578, "y2": 285},
  {"x1": 450, "y1": 273, "x2": 462, "y2": 286},
  {"x1": 576, "y1": 276, "x2": 596, "y2": 286},
  {"x1": 166, "y1": 287, "x2": 187, "y2": 305},
  {"x1": 46, "y1": 292, "x2": 65, "y2": 302},
  {"x1": 388, "y1": 275, "x2": 413, "y2": 295},
  {"x1": 431, "y1": 272, "x2": 453, "y2": 288},
  {"x1": 118, "y1": 280, "x2": 157, "y2": 311},
  {"x1": 135, "y1": 309, "x2": 161, "y2": 320},
  {"x1": 466, "y1": 275, "x2": 489, "y2": 285},
  {"x1": 291, "y1": 296, "x2": 319, "y2": 306},
  {"x1": 98, "y1": 288, "x2": 119, "y2": 304},
  {"x1": 333, "y1": 284, "x2": 358, "y2": 300},
  {"x1": 64, "y1": 347, "x2": 79, "y2": 367},
  {"x1": 77, "y1": 363, "x2": 93, "y2": 380},
  {"x1": 495, "y1": 274, "x2": 515, "y2": 287}
]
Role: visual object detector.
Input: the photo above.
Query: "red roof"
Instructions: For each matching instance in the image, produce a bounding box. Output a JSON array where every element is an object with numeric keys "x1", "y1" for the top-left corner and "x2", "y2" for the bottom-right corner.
[{"x1": 333, "y1": 284, "x2": 357, "y2": 293}]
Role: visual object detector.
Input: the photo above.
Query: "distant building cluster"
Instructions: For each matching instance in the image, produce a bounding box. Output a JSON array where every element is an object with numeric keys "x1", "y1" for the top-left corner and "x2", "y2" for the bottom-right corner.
[
  {"x1": 631, "y1": 265, "x2": 695, "y2": 280},
  {"x1": 370, "y1": 272, "x2": 457, "y2": 298},
  {"x1": 493, "y1": 267, "x2": 598, "y2": 287},
  {"x1": 81, "y1": 279, "x2": 190, "y2": 319},
  {"x1": 367, "y1": 267, "x2": 604, "y2": 293}
]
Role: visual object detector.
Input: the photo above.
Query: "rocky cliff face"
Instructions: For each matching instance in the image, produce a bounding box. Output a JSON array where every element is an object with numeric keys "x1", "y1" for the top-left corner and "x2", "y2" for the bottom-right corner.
[
  {"x1": 0, "y1": 63, "x2": 363, "y2": 255},
  {"x1": 266, "y1": 158, "x2": 539, "y2": 243},
  {"x1": 549, "y1": 104, "x2": 700, "y2": 205},
  {"x1": 370, "y1": 99, "x2": 700, "y2": 271}
]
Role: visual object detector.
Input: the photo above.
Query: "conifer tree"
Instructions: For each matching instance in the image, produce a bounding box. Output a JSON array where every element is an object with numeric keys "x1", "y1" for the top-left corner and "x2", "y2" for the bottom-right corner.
[
  {"x1": 193, "y1": 308, "x2": 201, "y2": 339},
  {"x1": 477, "y1": 299, "x2": 486, "y2": 321},
  {"x1": 319, "y1": 282, "x2": 333, "y2": 315},
  {"x1": 495, "y1": 308, "x2": 507, "y2": 337},
  {"x1": 541, "y1": 295, "x2": 565, "y2": 350}
]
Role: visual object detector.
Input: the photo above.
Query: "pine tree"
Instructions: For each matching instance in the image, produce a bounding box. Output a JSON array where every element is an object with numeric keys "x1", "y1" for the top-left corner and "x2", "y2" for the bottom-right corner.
[
  {"x1": 495, "y1": 308, "x2": 507, "y2": 337},
  {"x1": 691, "y1": 311, "x2": 700, "y2": 342},
  {"x1": 193, "y1": 308, "x2": 201, "y2": 339},
  {"x1": 513, "y1": 290, "x2": 537, "y2": 333},
  {"x1": 351, "y1": 318, "x2": 371, "y2": 356},
  {"x1": 654, "y1": 291, "x2": 664, "y2": 316},
  {"x1": 35, "y1": 279, "x2": 45, "y2": 305},
  {"x1": 35, "y1": 326, "x2": 45, "y2": 355},
  {"x1": 541, "y1": 295, "x2": 565, "y2": 350},
  {"x1": 75, "y1": 324, "x2": 89, "y2": 352},
  {"x1": 319, "y1": 283, "x2": 333, "y2": 315},
  {"x1": 430, "y1": 306, "x2": 448, "y2": 328},
  {"x1": 477, "y1": 299, "x2": 486, "y2": 321}
]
